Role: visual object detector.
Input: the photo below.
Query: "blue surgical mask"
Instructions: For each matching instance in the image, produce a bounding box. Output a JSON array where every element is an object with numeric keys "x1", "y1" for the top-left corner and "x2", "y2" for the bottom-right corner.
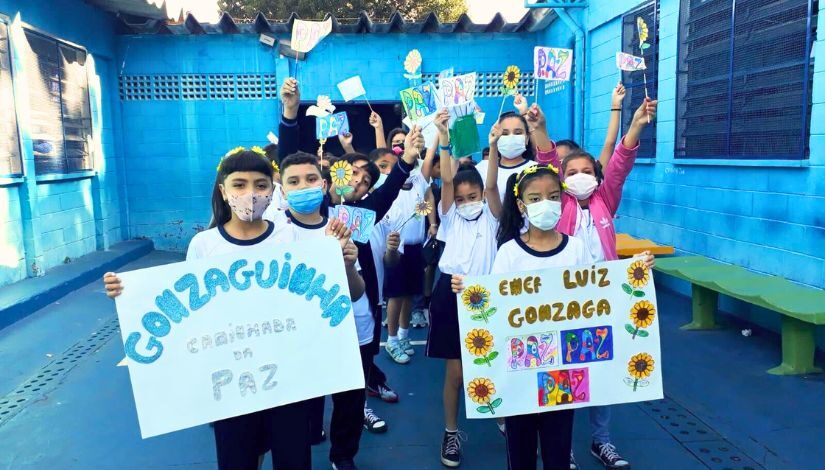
[
  {"x1": 372, "y1": 173, "x2": 388, "y2": 190},
  {"x1": 286, "y1": 187, "x2": 324, "y2": 214}
]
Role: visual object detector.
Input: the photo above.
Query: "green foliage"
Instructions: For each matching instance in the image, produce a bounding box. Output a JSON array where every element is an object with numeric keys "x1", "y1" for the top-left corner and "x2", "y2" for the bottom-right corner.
[{"x1": 218, "y1": 0, "x2": 468, "y2": 22}]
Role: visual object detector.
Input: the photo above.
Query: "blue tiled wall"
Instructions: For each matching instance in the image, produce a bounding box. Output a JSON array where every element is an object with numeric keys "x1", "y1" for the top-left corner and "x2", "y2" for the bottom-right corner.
[
  {"x1": 117, "y1": 31, "x2": 543, "y2": 251},
  {"x1": 0, "y1": 0, "x2": 125, "y2": 287},
  {"x1": 570, "y1": 0, "x2": 825, "y2": 290}
]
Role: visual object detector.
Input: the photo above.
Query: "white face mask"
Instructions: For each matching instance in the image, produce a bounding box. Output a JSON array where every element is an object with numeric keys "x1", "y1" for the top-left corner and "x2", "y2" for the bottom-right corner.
[
  {"x1": 564, "y1": 173, "x2": 598, "y2": 200},
  {"x1": 372, "y1": 173, "x2": 388, "y2": 190},
  {"x1": 497, "y1": 135, "x2": 527, "y2": 160},
  {"x1": 456, "y1": 200, "x2": 484, "y2": 220},
  {"x1": 525, "y1": 199, "x2": 562, "y2": 231}
]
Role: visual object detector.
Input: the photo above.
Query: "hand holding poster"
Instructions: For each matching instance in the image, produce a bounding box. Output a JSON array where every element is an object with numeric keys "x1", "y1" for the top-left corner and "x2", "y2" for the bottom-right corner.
[
  {"x1": 534, "y1": 47, "x2": 573, "y2": 81},
  {"x1": 115, "y1": 239, "x2": 364, "y2": 438},
  {"x1": 316, "y1": 112, "x2": 350, "y2": 139},
  {"x1": 616, "y1": 52, "x2": 647, "y2": 71},
  {"x1": 329, "y1": 205, "x2": 376, "y2": 244},
  {"x1": 457, "y1": 258, "x2": 662, "y2": 418},
  {"x1": 291, "y1": 18, "x2": 332, "y2": 53},
  {"x1": 437, "y1": 72, "x2": 477, "y2": 108}
]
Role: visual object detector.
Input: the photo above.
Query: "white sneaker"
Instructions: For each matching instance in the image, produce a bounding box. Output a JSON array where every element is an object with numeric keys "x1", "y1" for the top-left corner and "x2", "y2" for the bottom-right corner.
[
  {"x1": 385, "y1": 341, "x2": 410, "y2": 364},
  {"x1": 399, "y1": 337, "x2": 415, "y2": 356},
  {"x1": 411, "y1": 310, "x2": 428, "y2": 328}
]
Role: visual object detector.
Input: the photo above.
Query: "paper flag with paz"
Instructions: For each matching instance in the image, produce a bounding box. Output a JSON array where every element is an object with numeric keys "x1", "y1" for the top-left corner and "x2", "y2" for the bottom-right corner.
[
  {"x1": 616, "y1": 52, "x2": 647, "y2": 72},
  {"x1": 337, "y1": 76, "x2": 367, "y2": 102},
  {"x1": 450, "y1": 114, "x2": 481, "y2": 158},
  {"x1": 316, "y1": 112, "x2": 350, "y2": 140},
  {"x1": 534, "y1": 47, "x2": 573, "y2": 81},
  {"x1": 291, "y1": 18, "x2": 332, "y2": 53},
  {"x1": 400, "y1": 82, "x2": 439, "y2": 122}
]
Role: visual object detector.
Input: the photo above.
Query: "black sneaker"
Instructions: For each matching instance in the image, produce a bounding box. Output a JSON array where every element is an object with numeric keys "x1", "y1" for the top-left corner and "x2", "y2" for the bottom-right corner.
[
  {"x1": 331, "y1": 460, "x2": 358, "y2": 470},
  {"x1": 591, "y1": 442, "x2": 630, "y2": 469},
  {"x1": 440, "y1": 430, "x2": 466, "y2": 468},
  {"x1": 363, "y1": 407, "x2": 388, "y2": 433}
]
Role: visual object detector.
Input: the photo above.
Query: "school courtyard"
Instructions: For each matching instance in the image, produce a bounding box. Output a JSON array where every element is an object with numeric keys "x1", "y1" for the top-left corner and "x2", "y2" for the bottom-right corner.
[{"x1": 0, "y1": 0, "x2": 824, "y2": 468}]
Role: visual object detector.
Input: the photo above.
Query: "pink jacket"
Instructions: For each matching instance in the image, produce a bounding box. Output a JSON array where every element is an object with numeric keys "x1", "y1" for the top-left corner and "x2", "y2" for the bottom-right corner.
[{"x1": 536, "y1": 137, "x2": 640, "y2": 261}]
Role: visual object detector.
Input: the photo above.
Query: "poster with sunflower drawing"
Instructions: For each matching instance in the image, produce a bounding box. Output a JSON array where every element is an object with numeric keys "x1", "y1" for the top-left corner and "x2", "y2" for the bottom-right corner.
[{"x1": 457, "y1": 258, "x2": 662, "y2": 419}]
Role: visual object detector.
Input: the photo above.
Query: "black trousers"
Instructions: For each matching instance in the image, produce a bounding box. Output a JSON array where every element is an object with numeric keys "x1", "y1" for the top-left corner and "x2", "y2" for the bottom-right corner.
[
  {"x1": 505, "y1": 410, "x2": 575, "y2": 470},
  {"x1": 308, "y1": 343, "x2": 372, "y2": 463},
  {"x1": 213, "y1": 400, "x2": 311, "y2": 470}
]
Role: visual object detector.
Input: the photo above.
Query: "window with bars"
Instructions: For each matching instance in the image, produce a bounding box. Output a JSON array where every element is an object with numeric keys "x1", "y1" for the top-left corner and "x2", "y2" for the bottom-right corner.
[
  {"x1": 621, "y1": 2, "x2": 659, "y2": 159},
  {"x1": 676, "y1": 0, "x2": 817, "y2": 160},
  {"x1": 23, "y1": 29, "x2": 93, "y2": 174},
  {"x1": 0, "y1": 21, "x2": 22, "y2": 176}
]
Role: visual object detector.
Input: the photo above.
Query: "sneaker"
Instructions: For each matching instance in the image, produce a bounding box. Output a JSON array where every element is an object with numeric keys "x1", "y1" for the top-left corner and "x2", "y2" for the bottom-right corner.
[
  {"x1": 440, "y1": 430, "x2": 467, "y2": 468},
  {"x1": 367, "y1": 382, "x2": 399, "y2": 403},
  {"x1": 399, "y1": 337, "x2": 415, "y2": 356},
  {"x1": 331, "y1": 460, "x2": 357, "y2": 470},
  {"x1": 385, "y1": 341, "x2": 410, "y2": 364},
  {"x1": 591, "y1": 442, "x2": 630, "y2": 469},
  {"x1": 570, "y1": 450, "x2": 578, "y2": 469},
  {"x1": 497, "y1": 421, "x2": 506, "y2": 436},
  {"x1": 363, "y1": 407, "x2": 388, "y2": 433},
  {"x1": 411, "y1": 310, "x2": 428, "y2": 328}
]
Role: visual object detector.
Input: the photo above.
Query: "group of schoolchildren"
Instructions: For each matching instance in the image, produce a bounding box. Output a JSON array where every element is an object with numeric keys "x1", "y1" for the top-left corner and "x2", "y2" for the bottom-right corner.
[{"x1": 103, "y1": 77, "x2": 658, "y2": 470}]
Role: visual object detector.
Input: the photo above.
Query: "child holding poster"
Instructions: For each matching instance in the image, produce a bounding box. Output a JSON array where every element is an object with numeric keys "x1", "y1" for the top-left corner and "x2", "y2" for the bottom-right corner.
[
  {"x1": 520, "y1": 97, "x2": 657, "y2": 469},
  {"x1": 452, "y1": 163, "x2": 654, "y2": 469},
  {"x1": 103, "y1": 148, "x2": 355, "y2": 470},
  {"x1": 427, "y1": 109, "x2": 503, "y2": 468}
]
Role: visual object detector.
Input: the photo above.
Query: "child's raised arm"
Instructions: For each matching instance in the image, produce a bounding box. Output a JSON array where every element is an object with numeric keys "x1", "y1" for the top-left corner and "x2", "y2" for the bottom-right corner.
[
  {"x1": 486, "y1": 123, "x2": 503, "y2": 219},
  {"x1": 598, "y1": 82, "x2": 626, "y2": 168},
  {"x1": 278, "y1": 78, "x2": 301, "y2": 161},
  {"x1": 420, "y1": 131, "x2": 439, "y2": 181},
  {"x1": 338, "y1": 131, "x2": 355, "y2": 154},
  {"x1": 370, "y1": 111, "x2": 387, "y2": 149},
  {"x1": 433, "y1": 109, "x2": 454, "y2": 214},
  {"x1": 523, "y1": 103, "x2": 559, "y2": 167},
  {"x1": 425, "y1": 187, "x2": 438, "y2": 239}
]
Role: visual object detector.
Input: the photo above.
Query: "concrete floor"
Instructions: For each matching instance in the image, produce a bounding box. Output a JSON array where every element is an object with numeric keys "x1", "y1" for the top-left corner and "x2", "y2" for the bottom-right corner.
[{"x1": 0, "y1": 250, "x2": 823, "y2": 469}]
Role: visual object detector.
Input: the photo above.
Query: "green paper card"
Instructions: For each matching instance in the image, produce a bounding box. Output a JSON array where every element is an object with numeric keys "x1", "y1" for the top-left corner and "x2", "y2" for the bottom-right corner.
[{"x1": 450, "y1": 114, "x2": 481, "y2": 158}]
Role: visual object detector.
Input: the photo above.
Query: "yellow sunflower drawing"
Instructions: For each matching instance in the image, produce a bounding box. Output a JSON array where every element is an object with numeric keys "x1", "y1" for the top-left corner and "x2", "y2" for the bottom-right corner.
[
  {"x1": 503, "y1": 65, "x2": 521, "y2": 89},
  {"x1": 414, "y1": 200, "x2": 433, "y2": 217},
  {"x1": 465, "y1": 329, "x2": 494, "y2": 355},
  {"x1": 637, "y1": 17, "x2": 649, "y2": 45},
  {"x1": 330, "y1": 160, "x2": 353, "y2": 187},
  {"x1": 631, "y1": 301, "x2": 656, "y2": 329},
  {"x1": 468, "y1": 378, "x2": 503, "y2": 414},
  {"x1": 627, "y1": 260, "x2": 650, "y2": 289},
  {"x1": 628, "y1": 353, "x2": 655, "y2": 380},
  {"x1": 404, "y1": 49, "x2": 422, "y2": 75},
  {"x1": 462, "y1": 285, "x2": 490, "y2": 312}
]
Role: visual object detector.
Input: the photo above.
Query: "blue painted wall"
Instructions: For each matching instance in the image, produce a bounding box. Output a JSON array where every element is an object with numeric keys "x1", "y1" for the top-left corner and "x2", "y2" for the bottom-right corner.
[
  {"x1": 0, "y1": 0, "x2": 125, "y2": 287},
  {"x1": 116, "y1": 31, "x2": 544, "y2": 251}
]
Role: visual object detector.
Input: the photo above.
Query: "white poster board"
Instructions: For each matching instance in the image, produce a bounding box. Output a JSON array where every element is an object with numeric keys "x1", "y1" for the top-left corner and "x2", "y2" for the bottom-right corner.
[
  {"x1": 458, "y1": 258, "x2": 663, "y2": 419},
  {"x1": 115, "y1": 238, "x2": 364, "y2": 438}
]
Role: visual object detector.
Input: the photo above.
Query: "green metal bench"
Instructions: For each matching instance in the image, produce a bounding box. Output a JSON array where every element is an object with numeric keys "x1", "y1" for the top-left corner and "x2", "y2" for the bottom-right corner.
[{"x1": 654, "y1": 256, "x2": 824, "y2": 376}]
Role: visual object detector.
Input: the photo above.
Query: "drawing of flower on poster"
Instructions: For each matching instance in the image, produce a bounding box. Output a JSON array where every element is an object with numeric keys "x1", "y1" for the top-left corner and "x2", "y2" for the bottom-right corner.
[
  {"x1": 622, "y1": 259, "x2": 650, "y2": 300},
  {"x1": 465, "y1": 329, "x2": 499, "y2": 366},
  {"x1": 625, "y1": 300, "x2": 655, "y2": 339},
  {"x1": 624, "y1": 352, "x2": 654, "y2": 391},
  {"x1": 462, "y1": 285, "x2": 497, "y2": 323},
  {"x1": 467, "y1": 378, "x2": 503, "y2": 414}
]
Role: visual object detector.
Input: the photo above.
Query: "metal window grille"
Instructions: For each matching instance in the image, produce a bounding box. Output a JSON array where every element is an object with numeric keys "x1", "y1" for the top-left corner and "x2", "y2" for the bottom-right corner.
[
  {"x1": 675, "y1": 0, "x2": 817, "y2": 159},
  {"x1": 23, "y1": 29, "x2": 93, "y2": 174},
  {"x1": 0, "y1": 21, "x2": 22, "y2": 176},
  {"x1": 622, "y1": 2, "x2": 659, "y2": 159}
]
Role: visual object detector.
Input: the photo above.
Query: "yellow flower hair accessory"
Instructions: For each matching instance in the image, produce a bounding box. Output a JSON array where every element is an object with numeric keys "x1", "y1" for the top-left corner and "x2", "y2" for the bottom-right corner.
[
  {"x1": 271, "y1": 160, "x2": 279, "y2": 173},
  {"x1": 512, "y1": 164, "x2": 561, "y2": 197},
  {"x1": 250, "y1": 146, "x2": 266, "y2": 157},
  {"x1": 225, "y1": 146, "x2": 246, "y2": 158}
]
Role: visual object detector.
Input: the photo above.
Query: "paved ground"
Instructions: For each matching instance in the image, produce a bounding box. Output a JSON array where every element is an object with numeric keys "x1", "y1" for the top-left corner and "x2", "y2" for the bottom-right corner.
[{"x1": 0, "y1": 250, "x2": 823, "y2": 469}]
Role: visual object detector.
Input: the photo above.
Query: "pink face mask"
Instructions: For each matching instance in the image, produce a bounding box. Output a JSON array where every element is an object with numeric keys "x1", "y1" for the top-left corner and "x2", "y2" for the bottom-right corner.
[{"x1": 226, "y1": 192, "x2": 272, "y2": 222}]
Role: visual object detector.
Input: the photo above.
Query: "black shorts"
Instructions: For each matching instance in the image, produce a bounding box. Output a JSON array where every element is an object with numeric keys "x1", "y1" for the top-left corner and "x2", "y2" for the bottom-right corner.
[
  {"x1": 383, "y1": 243, "x2": 425, "y2": 298},
  {"x1": 426, "y1": 273, "x2": 461, "y2": 359}
]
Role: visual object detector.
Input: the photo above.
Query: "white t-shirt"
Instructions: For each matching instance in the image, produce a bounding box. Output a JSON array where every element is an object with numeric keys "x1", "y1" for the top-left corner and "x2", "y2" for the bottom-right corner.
[
  {"x1": 437, "y1": 202, "x2": 499, "y2": 276},
  {"x1": 383, "y1": 170, "x2": 430, "y2": 245},
  {"x1": 575, "y1": 207, "x2": 606, "y2": 264},
  {"x1": 475, "y1": 159, "x2": 536, "y2": 204},
  {"x1": 186, "y1": 221, "x2": 296, "y2": 261},
  {"x1": 265, "y1": 210, "x2": 375, "y2": 346},
  {"x1": 369, "y1": 215, "x2": 394, "y2": 302},
  {"x1": 492, "y1": 234, "x2": 587, "y2": 275}
]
